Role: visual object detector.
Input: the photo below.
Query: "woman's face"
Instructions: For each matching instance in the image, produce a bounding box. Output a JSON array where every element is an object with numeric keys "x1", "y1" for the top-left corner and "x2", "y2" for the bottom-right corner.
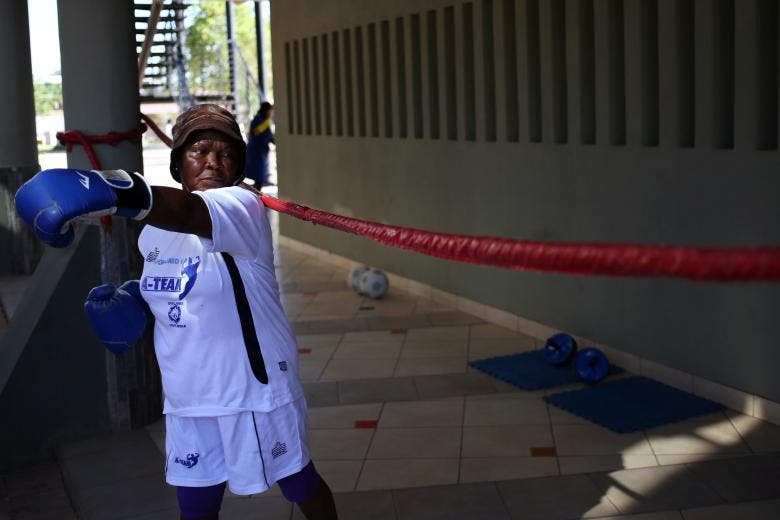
[{"x1": 178, "y1": 130, "x2": 241, "y2": 192}]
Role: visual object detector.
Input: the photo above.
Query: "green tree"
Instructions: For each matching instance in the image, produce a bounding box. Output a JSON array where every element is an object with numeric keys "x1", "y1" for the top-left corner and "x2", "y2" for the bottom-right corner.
[
  {"x1": 33, "y1": 82, "x2": 63, "y2": 115},
  {"x1": 183, "y1": 1, "x2": 267, "y2": 126}
]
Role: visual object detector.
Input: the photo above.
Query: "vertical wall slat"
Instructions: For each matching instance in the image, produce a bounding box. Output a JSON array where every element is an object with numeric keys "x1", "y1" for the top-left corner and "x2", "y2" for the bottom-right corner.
[
  {"x1": 427, "y1": 10, "x2": 441, "y2": 139},
  {"x1": 481, "y1": 0, "x2": 497, "y2": 141},
  {"x1": 342, "y1": 28, "x2": 355, "y2": 137},
  {"x1": 303, "y1": 38, "x2": 312, "y2": 135},
  {"x1": 410, "y1": 14, "x2": 424, "y2": 138},
  {"x1": 332, "y1": 31, "x2": 344, "y2": 136},
  {"x1": 322, "y1": 33, "x2": 333, "y2": 136},
  {"x1": 501, "y1": 0, "x2": 519, "y2": 142},
  {"x1": 658, "y1": 0, "x2": 694, "y2": 147},
  {"x1": 695, "y1": 0, "x2": 734, "y2": 149},
  {"x1": 565, "y1": 0, "x2": 596, "y2": 145},
  {"x1": 352, "y1": 26, "x2": 366, "y2": 137},
  {"x1": 624, "y1": 0, "x2": 659, "y2": 146},
  {"x1": 379, "y1": 20, "x2": 393, "y2": 138},
  {"x1": 294, "y1": 40, "x2": 303, "y2": 134},
  {"x1": 285, "y1": 42, "x2": 294, "y2": 134},
  {"x1": 518, "y1": 0, "x2": 542, "y2": 143},
  {"x1": 396, "y1": 17, "x2": 409, "y2": 138},
  {"x1": 440, "y1": 7, "x2": 456, "y2": 141},
  {"x1": 594, "y1": 0, "x2": 626, "y2": 145},
  {"x1": 539, "y1": 0, "x2": 567, "y2": 143},
  {"x1": 312, "y1": 36, "x2": 322, "y2": 135},
  {"x1": 354, "y1": 26, "x2": 367, "y2": 137},
  {"x1": 368, "y1": 23, "x2": 380, "y2": 138},
  {"x1": 462, "y1": 2, "x2": 477, "y2": 141},
  {"x1": 735, "y1": 0, "x2": 778, "y2": 150}
]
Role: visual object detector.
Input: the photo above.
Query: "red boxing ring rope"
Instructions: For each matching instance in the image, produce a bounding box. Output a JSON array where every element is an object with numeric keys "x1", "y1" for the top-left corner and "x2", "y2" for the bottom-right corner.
[{"x1": 57, "y1": 115, "x2": 780, "y2": 282}]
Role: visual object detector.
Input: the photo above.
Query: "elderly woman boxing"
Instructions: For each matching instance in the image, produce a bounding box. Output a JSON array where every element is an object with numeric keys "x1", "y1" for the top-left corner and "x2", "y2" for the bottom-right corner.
[{"x1": 15, "y1": 104, "x2": 337, "y2": 520}]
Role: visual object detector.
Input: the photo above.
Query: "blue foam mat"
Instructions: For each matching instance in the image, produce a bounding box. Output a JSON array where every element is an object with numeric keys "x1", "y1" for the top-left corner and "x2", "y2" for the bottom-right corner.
[
  {"x1": 469, "y1": 350, "x2": 623, "y2": 391},
  {"x1": 543, "y1": 376, "x2": 725, "y2": 433}
]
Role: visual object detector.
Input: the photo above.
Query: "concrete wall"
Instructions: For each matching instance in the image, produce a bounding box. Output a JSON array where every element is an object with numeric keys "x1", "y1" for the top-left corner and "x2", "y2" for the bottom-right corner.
[
  {"x1": 271, "y1": 0, "x2": 780, "y2": 402},
  {"x1": 0, "y1": 228, "x2": 108, "y2": 471}
]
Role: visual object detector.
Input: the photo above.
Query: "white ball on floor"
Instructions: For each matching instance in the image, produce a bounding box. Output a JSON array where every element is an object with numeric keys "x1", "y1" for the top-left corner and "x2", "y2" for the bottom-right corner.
[
  {"x1": 359, "y1": 269, "x2": 389, "y2": 299},
  {"x1": 348, "y1": 265, "x2": 370, "y2": 291}
]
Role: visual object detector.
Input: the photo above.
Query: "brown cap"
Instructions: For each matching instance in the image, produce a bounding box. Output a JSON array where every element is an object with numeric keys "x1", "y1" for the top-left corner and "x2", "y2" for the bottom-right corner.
[{"x1": 169, "y1": 104, "x2": 247, "y2": 182}]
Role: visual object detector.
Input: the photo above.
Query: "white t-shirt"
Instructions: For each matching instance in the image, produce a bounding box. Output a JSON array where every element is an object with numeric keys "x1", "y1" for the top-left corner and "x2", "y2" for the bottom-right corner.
[{"x1": 138, "y1": 186, "x2": 302, "y2": 416}]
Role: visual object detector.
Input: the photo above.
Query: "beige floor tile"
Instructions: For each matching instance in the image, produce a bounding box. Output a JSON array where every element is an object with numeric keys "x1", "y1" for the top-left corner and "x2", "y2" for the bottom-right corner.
[
  {"x1": 558, "y1": 454, "x2": 658, "y2": 475},
  {"x1": 367, "y1": 427, "x2": 462, "y2": 459},
  {"x1": 308, "y1": 429, "x2": 374, "y2": 460},
  {"x1": 301, "y1": 302, "x2": 360, "y2": 317},
  {"x1": 470, "y1": 323, "x2": 528, "y2": 339},
  {"x1": 393, "y1": 356, "x2": 467, "y2": 377},
  {"x1": 464, "y1": 395, "x2": 550, "y2": 426},
  {"x1": 332, "y1": 341, "x2": 403, "y2": 360},
  {"x1": 296, "y1": 342, "x2": 338, "y2": 360},
  {"x1": 459, "y1": 456, "x2": 559, "y2": 483},
  {"x1": 548, "y1": 405, "x2": 592, "y2": 425},
  {"x1": 308, "y1": 403, "x2": 383, "y2": 429},
  {"x1": 311, "y1": 290, "x2": 359, "y2": 303},
  {"x1": 413, "y1": 300, "x2": 455, "y2": 314},
  {"x1": 681, "y1": 498, "x2": 780, "y2": 520},
  {"x1": 311, "y1": 460, "x2": 363, "y2": 493},
  {"x1": 468, "y1": 337, "x2": 536, "y2": 359},
  {"x1": 320, "y1": 358, "x2": 397, "y2": 381},
  {"x1": 378, "y1": 399, "x2": 464, "y2": 428},
  {"x1": 462, "y1": 425, "x2": 553, "y2": 457},
  {"x1": 655, "y1": 452, "x2": 753, "y2": 465},
  {"x1": 553, "y1": 424, "x2": 654, "y2": 456},
  {"x1": 357, "y1": 302, "x2": 417, "y2": 317},
  {"x1": 400, "y1": 340, "x2": 468, "y2": 358},
  {"x1": 298, "y1": 357, "x2": 328, "y2": 382},
  {"x1": 356, "y1": 458, "x2": 459, "y2": 491},
  {"x1": 405, "y1": 325, "x2": 469, "y2": 341},
  {"x1": 590, "y1": 512, "x2": 683, "y2": 520},
  {"x1": 646, "y1": 416, "x2": 751, "y2": 455},
  {"x1": 727, "y1": 411, "x2": 780, "y2": 452},
  {"x1": 592, "y1": 465, "x2": 721, "y2": 513},
  {"x1": 295, "y1": 333, "x2": 342, "y2": 347},
  {"x1": 342, "y1": 330, "x2": 406, "y2": 343}
]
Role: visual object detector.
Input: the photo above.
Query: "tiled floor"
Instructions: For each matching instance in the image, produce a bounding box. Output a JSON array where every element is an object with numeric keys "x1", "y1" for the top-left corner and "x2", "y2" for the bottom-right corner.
[{"x1": 135, "y1": 242, "x2": 780, "y2": 519}]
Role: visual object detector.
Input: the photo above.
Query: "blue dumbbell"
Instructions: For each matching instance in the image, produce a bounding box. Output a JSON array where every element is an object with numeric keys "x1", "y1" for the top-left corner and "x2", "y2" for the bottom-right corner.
[
  {"x1": 544, "y1": 333, "x2": 578, "y2": 366},
  {"x1": 575, "y1": 347, "x2": 609, "y2": 383}
]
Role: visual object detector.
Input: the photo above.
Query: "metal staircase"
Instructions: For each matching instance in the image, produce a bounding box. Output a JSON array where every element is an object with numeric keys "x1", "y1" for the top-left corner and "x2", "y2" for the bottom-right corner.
[{"x1": 134, "y1": 0, "x2": 234, "y2": 107}]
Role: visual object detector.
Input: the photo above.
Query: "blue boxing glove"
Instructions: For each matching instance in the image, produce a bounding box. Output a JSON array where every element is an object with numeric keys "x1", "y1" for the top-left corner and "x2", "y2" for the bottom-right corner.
[
  {"x1": 14, "y1": 168, "x2": 152, "y2": 248},
  {"x1": 84, "y1": 280, "x2": 149, "y2": 354}
]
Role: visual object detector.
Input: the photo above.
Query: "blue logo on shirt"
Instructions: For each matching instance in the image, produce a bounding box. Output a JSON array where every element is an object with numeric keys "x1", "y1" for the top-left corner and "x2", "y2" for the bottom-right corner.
[
  {"x1": 142, "y1": 276, "x2": 182, "y2": 292},
  {"x1": 168, "y1": 302, "x2": 182, "y2": 323},
  {"x1": 174, "y1": 453, "x2": 199, "y2": 468},
  {"x1": 179, "y1": 256, "x2": 200, "y2": 300}
]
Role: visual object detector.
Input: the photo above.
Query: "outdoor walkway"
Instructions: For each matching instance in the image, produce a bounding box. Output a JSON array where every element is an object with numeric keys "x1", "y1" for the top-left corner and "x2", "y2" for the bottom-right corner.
[{"x1": 2, "y1": 149, "x2": 780, "y2": 518}]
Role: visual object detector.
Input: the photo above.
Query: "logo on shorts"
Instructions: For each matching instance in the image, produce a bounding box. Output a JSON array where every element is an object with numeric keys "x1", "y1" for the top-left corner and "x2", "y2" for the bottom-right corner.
[
  {"x1": 174, "y1": 453, "x2": 200, "y2": 468},
  {"x1": 271, "y1": 442, "x2": 287, "y2": 459},
  {"x1": 145, "y1": 247, "x2": 160, "y2": 262}
]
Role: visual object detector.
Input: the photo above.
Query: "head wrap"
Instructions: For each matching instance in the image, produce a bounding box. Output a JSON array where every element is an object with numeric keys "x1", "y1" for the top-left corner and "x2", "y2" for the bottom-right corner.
[{"x1": 169, "y1": 104, "x2": 246, "y2": 182}]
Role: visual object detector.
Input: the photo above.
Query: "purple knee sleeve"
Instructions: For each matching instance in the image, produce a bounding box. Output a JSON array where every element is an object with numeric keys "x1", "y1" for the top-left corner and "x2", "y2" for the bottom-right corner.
[
  {"x1": 277, "y1": 460, "x2": 321, "y2": 503},
  {"x1": 177, "y1": 482, "x2": 226, "y2": 519}
]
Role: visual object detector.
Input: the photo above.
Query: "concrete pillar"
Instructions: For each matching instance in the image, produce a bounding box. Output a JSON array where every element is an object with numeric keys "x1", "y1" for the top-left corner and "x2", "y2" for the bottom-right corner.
[
  {"x1": 57, "y1": 0, "x2": 159, "y2": 430},
  {"x1": 0, "y1": 0, "x2": 41, "y2": 275}
]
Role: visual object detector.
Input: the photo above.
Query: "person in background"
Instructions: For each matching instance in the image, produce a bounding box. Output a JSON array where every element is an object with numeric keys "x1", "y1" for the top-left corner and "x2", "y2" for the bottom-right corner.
[{"x1": 244, "y1": 101, "x2": 275, "y2": 187}]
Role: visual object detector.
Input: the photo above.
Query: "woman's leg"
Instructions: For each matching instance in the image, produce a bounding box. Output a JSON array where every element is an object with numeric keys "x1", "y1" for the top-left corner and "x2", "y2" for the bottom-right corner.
[
  {"x1": 177, "y1": 482, "x2": 227, "y2": 520},
  {"x1": 277, "y1": 461, "x2": 338, "y2": 520}
]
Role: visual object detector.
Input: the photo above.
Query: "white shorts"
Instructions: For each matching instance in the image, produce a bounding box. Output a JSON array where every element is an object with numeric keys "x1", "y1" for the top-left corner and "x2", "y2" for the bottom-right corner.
[{"x1": 164, "y1": 397, "x2": 310, "y2": 495}]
